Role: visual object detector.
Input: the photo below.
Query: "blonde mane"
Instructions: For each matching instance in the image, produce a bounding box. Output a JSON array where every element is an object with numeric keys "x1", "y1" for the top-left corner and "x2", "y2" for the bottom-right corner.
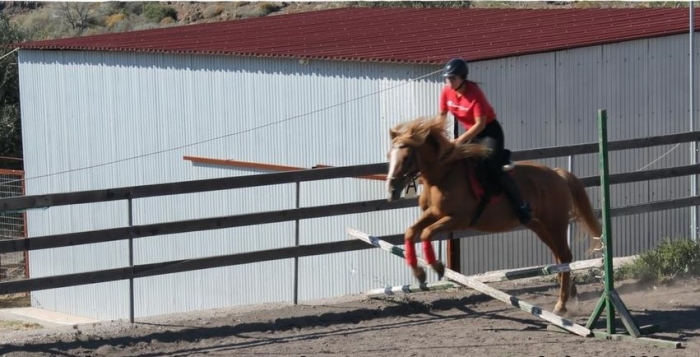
[{"x1": 390, "y1": 116, "x2": 491, "y2": 163}]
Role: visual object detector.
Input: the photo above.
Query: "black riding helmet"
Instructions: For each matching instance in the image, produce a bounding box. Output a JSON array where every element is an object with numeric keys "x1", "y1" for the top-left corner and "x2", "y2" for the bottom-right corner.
[{"x1": 442, "y1": 58, "x2": 469, "y2": 79}]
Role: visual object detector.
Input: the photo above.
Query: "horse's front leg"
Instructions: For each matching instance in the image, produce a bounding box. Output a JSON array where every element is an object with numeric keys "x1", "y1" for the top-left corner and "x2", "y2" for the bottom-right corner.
[
  {"x1": 404, "y1": 210, "x2": 436, "y2": 284},
  {"x1": 420, "y1": 215, "x2": 460, "y2": 281}
]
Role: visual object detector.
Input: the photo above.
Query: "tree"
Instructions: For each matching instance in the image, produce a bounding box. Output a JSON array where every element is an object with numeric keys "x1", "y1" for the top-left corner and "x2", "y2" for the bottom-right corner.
[
  {"x1": 0, "y1": 14, "x2": 26, "y2": 170},
  {"x1": 57, "y1": 2, "x2": 91, "y2": 30}
]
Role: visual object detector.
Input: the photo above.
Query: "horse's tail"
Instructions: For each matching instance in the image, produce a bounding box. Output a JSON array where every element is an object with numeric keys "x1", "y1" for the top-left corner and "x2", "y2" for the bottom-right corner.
[{"x1": 555, "y1": 168, "x2": 603, "y2": 253}]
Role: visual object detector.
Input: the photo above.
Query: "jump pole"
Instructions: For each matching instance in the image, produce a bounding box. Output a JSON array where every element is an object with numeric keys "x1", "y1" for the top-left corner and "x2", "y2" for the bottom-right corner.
[
  {"x1": 348, "y1": 227, "x2": 592, "y2": 337},
  {"x1": 365, "y1": 258, "x2": 603, "y2": 298},
  {"x1": 365, "y1": 281, "x2": 457, "y2": 297},
  {"x1": 582, "y1": 109, "x2": 681, "y2": 348}
]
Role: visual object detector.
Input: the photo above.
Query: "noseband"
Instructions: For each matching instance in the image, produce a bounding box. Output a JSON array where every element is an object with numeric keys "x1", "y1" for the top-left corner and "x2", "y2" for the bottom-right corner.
[{"x1": 389, "y1": 144, "x2": 420, "y2": 183}]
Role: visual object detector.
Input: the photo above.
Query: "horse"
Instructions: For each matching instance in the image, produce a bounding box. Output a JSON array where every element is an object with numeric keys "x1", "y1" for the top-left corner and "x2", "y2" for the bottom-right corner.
[{"x1": 386, "y1": 116, "x2": 602, "y2": 315}]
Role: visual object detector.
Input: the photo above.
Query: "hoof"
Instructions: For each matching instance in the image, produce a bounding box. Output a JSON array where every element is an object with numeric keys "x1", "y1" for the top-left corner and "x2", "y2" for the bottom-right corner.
[
  {"x1": 553, "y1": 303, "x2": 567, "y2": 316},
  {"x1": 431, "y1": 261, "x2": 445, "y2": 280},
  {"x1": 412, "y1": 266, "x2": 427, "y2": 284}
]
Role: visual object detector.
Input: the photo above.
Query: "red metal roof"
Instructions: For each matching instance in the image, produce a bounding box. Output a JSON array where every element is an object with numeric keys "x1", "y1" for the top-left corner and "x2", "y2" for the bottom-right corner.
[{"x1": 16, "y1": 7, "x2": 700, "y2": 64}]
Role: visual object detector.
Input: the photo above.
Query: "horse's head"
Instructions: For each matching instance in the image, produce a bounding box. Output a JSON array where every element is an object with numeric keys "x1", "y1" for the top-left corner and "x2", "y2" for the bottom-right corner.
[
  {"x1": 386, "y1": 129, "x2": 419, "y2": 202},
  {"x1": 386, "y1": 116, "x2": 492, "y2": 201},
  {"x1": 386, "y1": 116, "x2": 449, "y2": 202}
]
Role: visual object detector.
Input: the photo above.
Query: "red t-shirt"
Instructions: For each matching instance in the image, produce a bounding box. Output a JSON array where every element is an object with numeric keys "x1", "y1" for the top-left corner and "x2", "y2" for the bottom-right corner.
[{"x1": 439, "y1": 81, "x2": 496, "y2": 129}]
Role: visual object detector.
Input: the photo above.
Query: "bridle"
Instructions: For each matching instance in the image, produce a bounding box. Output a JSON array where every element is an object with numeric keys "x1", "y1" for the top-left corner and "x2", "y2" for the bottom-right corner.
[{"x1": 388, "y1": 143, "x2": 420, "y2": 185}]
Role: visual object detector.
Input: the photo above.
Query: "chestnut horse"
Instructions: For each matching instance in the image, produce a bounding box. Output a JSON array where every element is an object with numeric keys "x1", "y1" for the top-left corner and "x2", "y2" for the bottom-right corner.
[{"x1": 386, "y1": 116, "x2": 601, "y2": 314}]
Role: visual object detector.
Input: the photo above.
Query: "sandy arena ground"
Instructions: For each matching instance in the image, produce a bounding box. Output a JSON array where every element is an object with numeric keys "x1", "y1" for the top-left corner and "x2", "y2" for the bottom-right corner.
[{"x1": 0, "y1": 275, "x2": 698, "y2": 357}]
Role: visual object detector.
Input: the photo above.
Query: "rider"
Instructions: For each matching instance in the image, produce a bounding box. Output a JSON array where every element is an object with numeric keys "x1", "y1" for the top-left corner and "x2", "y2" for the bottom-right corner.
[{"x1": 436, "y1": 58, "x2": 532, "y2": 225}]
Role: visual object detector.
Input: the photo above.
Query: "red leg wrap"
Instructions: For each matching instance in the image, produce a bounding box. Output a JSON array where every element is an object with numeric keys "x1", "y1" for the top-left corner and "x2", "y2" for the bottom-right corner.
[
  {"x1": 404, "y1": 241, "x2": 417, "y2": 267},
  {"x1": 422, "y1": 240, "x2": 437, "y2": 264}
]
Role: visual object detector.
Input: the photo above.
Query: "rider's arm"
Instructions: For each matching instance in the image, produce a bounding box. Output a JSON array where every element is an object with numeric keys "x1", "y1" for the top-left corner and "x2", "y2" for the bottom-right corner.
[{"x1": 453, "y1": 116, "x2": 486, "y2": 145}]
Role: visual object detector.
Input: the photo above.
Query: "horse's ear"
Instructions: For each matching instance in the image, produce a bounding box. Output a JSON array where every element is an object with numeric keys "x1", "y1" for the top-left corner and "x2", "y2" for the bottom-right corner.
[{"x1": 390, "y1": 128, "x2": 400, "y2": 139}]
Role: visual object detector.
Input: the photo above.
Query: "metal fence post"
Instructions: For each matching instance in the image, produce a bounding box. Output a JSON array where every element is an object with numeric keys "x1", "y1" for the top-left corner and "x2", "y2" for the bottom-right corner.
[
  {"x1": 293, "y1": 181, "x2": 300, "y2": 304},
  {"x1": 690, "y1": 1, "x2": 697, "y2": 242},
  {"x1": 128, "y1": 197, "x2": 135, "y2": 323},
  {"x1": 567, "y1": 155, "x2": 574, "y2": 248}
]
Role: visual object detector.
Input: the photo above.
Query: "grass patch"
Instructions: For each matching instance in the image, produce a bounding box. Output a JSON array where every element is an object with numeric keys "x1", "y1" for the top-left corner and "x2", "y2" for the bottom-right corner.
[
  {"x1": 543, "y1": 238, "x2": 700, "y2": 286},
  {"x1": 616, "y1": 238, "x2": 700, "y2": 284}
]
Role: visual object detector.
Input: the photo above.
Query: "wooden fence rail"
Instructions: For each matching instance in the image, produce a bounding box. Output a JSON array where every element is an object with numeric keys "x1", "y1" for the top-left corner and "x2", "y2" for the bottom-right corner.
[
  {"x1": 0, "y1": 199, "x2": 416, "y2": 254},
  {"x1": 0, "y1": 131, "x2": 698, "y2": 296},
  {"x1": 1, "y1": 164, "x2": 698, "y2": 256},
  {"x1": 2, "y1": 131, "x2": 698, "y2": 213},
  {"x1": 512, "y1": 131, "x2": 700, "y2": 160},
  {"x1": 0, "y1": 163, "x2": 387, "y2": 212},
  {"x1": 5, "y1": 193, "x2": 700, "y2": 295}
]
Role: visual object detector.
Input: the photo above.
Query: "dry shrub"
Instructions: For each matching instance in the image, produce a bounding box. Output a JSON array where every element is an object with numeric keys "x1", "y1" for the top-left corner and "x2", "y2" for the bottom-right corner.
[
  {"x1": 257, "y1": 2, "x2": 282, "y2": 14},
  {"x1": 203, "y1": 4, "x2": 225, "y2": 19},
  {"x1": 104, "y1": 13, "x2": 126, "y2": 28}
]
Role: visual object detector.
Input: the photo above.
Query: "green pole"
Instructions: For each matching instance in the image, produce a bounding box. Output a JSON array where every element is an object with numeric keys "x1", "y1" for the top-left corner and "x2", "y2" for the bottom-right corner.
[
  {"x1": 586, "y1": 109, "x2": 617, "y2": 333},
  {"x1": 597, "y1": 109, "x2": 616, "y2": 334},
  {"x1": 586, "y1": 109, "x2": 647, "y2": 341}
]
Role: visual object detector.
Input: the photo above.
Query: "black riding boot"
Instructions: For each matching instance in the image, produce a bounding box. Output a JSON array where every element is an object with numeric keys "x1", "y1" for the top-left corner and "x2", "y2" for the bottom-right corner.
[{"x1": 498, "y1": 173, "x2": 532, "y2": 224}]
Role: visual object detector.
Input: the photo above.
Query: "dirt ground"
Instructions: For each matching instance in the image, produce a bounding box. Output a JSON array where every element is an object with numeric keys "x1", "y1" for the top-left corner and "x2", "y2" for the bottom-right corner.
[{"x1": 0, "y1": 276, "x2": 698, "y2": 357}]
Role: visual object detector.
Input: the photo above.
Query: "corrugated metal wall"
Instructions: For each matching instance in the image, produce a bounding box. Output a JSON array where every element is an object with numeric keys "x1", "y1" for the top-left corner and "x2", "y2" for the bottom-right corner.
[
  {"x1": 459, "y1": 33, "x2": 700, "y2": 274},
  {"x1": 17, "y1": 31, "x2": 699, "y2": 319},
  {"x1": 18, "y1": 50, "x2": 446, "y2": 319}
]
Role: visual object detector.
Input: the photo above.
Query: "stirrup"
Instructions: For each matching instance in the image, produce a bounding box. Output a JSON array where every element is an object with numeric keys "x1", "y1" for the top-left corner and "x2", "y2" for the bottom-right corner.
[{"x1": 502, "y1": 161, "x2": 515, "y2": 171}]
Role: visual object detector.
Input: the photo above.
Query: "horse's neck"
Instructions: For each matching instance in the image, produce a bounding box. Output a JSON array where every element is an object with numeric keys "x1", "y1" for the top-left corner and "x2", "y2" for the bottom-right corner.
[{"x1": 416, "y1": 145, "x2": 450, "y2": 186}]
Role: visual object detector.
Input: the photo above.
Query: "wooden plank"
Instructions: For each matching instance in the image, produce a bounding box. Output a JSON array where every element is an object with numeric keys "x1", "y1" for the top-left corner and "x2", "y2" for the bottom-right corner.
[
  {"x1": 0, "y1": 198, "x2": 417, "y2": 254},
  {"x1": 184, "y1": 157, "x2": 388, "y2": 181},
  {"x1": 578, "y1": 164, "x2": 700, "y2": 187},
  {"x1": 442, "y1": 270, "x2": 592, "y2": 337},
  {"x1": 4, "y1": 131, "x2": 700, "y2": 213},
  {"x1": 0, "y1": 266, "x2": 134, "y2": 294},
  {"x1": 4, "y1": 162, "x2": 695, "y2": 216},
  {"x1": 468, "y1": 258, "x2": 602, "y2": 282},
  {"x1": 365, "y1": 281, "x2": 457, "y2": 297},
  {"x1": 452, "y1": 196, "x2": 700, "y2": 240},
  {"x1": 0, "y1": 163, "x2": 388, "y2": 212},
  {"x1": 514, "y1": 131, "x2": 700, "y2": 160},
  {"x1": 3, "y1": 192, "x2": 698, "y2": 256},
  {"x1": 0, "y1": 168, "x2": 24, "y2": 175},
  {"x1": 611, "y1": 196, "x2": 700, "y2": 217},
  {"x1": 348, "y1": 228, "x2": 592, "y2": 337},
  {"x1": 0, "y1": 234, "x2": 413, "y2": 294},
  {"x1": 184, "y1": 155, "x2": 308, "y2": 172},
  {"x1": 365, "y1": 258, "x2": 601, "y2": 297},
  {"x1": 312, "y1": 165, "x2": 386, "y2": 181},
  {"x1": 590, "y1": 331, "x2": 682, "y2": 348},
  {"x1": 548, "y1": 324, "x2": 659, "y2": 335}
]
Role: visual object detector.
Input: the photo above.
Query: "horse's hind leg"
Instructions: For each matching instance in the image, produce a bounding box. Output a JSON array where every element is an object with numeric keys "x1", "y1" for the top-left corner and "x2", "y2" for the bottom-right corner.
[{"x1": 525, "y1": 220, "x2": 572, "y2": 315}]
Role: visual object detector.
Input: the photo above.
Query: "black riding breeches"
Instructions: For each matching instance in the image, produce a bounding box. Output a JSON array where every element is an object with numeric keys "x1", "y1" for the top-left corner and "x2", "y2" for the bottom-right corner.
[{"x1": 473, "y1": 120, "x2": 505, "y2": 178}]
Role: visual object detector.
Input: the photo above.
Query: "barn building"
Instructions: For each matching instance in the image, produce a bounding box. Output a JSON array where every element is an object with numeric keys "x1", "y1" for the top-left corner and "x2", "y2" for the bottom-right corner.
[{"x1": 15, "y1": 7, "x2": 700, "y2": 320}]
